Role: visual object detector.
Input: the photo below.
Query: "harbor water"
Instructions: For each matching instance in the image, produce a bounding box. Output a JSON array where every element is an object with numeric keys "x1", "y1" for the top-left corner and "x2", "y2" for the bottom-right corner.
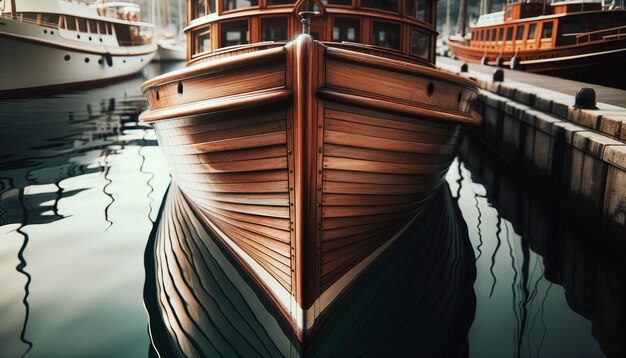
[{"x1": 0, "y1": 65, "x2": 622, "y2": 357}]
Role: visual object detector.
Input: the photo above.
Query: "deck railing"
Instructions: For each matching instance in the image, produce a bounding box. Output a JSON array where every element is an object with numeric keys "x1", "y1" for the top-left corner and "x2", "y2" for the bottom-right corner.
[{"x1": 575, "y1": 25, "x2": 626, "y2": 44}]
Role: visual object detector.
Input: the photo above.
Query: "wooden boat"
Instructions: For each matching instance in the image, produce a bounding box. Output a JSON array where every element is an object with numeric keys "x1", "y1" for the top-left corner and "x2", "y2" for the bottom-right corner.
[
  {"x1": 144, "y1": 182, "x2": 476, "y2": 354},
  {"x1": 446, "y1": 0, "x2": 626, "y2": 88},
  {"x1": 139, "y1": 0, "x2": 480, "y2": 339},
  {"x1": 0, "y1": 0, "x2": 157, "y2": 97}
]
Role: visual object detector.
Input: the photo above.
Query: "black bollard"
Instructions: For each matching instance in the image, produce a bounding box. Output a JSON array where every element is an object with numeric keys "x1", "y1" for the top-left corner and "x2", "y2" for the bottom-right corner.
[
  {"x1": 574, "y1": 87, "x2": 598, "y2": 109},
  {"x1": 493, "y1": 69, "x2": 504, "y2": 82},
  {"x1": 460, "y1": 63, "x2": 468, "y2": 72}
]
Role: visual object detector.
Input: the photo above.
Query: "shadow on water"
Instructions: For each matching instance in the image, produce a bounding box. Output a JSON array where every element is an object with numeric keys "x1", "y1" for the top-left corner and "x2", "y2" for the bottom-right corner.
[
  {"x1": 456, "y1": 135, "x2": 626, "y2": 358},
  {"x1": 144, "y1": 181, "x2": 477, "y2": 357}
]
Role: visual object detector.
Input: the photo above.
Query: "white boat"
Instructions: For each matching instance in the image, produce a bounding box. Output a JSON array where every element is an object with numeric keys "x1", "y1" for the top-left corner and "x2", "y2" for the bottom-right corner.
[
  {"x1": 0, "y1": 0, "x2": 157, "y2": 97},
  {"x1": 151, "y1": 0, "x2": 185, "y2": 61}
]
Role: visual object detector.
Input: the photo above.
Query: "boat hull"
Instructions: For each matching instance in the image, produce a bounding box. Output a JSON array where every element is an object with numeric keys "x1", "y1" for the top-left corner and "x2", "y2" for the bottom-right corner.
[
  {"x1": 0, "y1": 18, "x2": 156, "y2": 96},
  {"x1": 140, "y1": 35, "x2": 479, "y2": 337},
  {"x1": 447, "y1": 37, "x2": 626, "y2": 89}
]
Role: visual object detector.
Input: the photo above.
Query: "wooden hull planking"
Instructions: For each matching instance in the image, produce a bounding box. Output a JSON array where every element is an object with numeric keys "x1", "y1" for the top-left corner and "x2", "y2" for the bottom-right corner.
[{"x1": 141, "y1": 35, "x2": 480, "y2": 336}]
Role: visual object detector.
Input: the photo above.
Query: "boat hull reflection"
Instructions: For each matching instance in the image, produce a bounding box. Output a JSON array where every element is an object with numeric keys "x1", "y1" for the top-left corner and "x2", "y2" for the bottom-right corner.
[{"x1": 144, "y1": 182, "x2": 476, "y2": 357}]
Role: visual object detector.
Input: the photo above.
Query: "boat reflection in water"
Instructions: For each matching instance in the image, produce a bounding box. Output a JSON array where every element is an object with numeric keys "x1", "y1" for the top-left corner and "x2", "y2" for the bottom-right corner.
[
  {"x1": 457, "y1": 137, "x2": 626, "y2": 357},
  {"x1": 144, "y1": 182, "x2": 476, "y2": 357}
]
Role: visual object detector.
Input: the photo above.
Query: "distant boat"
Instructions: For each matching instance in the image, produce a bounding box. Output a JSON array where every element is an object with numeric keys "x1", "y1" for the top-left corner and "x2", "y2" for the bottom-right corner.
[
  {"x1": 152, "y1": 0, "x2": 186, "y2": 61},
  {"x1": 140, "y1": 0, "x2": 480, "y2": 339},
  {"x1": 446, "y1": 0, "x2": 626, "y2": 88},
  {"x1": 0, "y1": 0, "x2": 157, "y2": 97}
]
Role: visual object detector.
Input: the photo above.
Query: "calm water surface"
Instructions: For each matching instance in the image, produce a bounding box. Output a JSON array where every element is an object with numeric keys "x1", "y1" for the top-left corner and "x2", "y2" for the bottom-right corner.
[{"x1": 0, "y1": 65, "x2": 622, "y2": 357}]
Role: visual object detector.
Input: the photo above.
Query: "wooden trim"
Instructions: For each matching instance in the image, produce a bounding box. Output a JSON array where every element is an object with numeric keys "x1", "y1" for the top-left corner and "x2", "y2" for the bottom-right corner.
[
  {"x1": 139, "y1": 89, "x2": 292, "y2": 122},
  {"x1": 142, "y1": 46, "x2": 285, "y2": 89},
  {"x1": 318, "y1": 89, "x2": 480, "y2": 124}
]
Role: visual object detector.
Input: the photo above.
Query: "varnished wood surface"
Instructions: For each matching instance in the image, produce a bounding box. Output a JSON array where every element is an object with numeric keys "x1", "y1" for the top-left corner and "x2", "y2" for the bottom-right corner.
[
  {"x1": 142, "y1": 35, "x2": 480, "y2": 333},
  {"x1": 144, "y1": 182, "x2": 477, "y2": 355}
]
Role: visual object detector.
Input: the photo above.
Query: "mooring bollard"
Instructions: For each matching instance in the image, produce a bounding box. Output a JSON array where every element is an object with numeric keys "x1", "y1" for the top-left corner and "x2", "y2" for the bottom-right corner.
[
  {"x1": 493, "y1": 69, "x2": 504, "y2": 82},
  {"x1": 574, "y1": 87, "x2": 597, "y2": 109},
  {"x1": 460, "y1": 63, "x2": 468, "y2": 72}
]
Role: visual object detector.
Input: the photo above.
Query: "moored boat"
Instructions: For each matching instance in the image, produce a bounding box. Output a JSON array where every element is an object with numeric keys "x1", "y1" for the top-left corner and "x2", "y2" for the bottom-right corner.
[
  {"x1": 446, "y1": 0, "x2": 626, "y2": 88},
  {"x1": 0, "y1": 0, "x2": 157, "y2": 97},
  {"x1": 140, "y1": 0, "x2": 480, "y2": 338}
]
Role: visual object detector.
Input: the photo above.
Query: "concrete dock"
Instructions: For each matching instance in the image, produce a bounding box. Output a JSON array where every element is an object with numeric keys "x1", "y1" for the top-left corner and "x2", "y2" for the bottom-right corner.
[{"x1": 437, "y1": 57, "x2": 626, "y2": 245}]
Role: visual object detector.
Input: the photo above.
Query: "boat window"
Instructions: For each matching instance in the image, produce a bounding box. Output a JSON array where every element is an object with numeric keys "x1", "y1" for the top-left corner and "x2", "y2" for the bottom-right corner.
[
  {"x1": 541, "y1": 22, "x2": 553, "y2": 39},
  {"x1": 361, "y1": 0, "x2": 398, "y2": 12},
  {"x1": 194, "y1": 27, "x2": 211, "y2": 54},
  {"x1": 321, "y1": 0, "x2": 352, "y2": 5},
  {"x1": 372, "y1": 20, "x2": 401, "y2": 49},
  {"x1": 261, "y1": 16, "x2": 288, "y2": 41},
  {"x1": 527, "y1": 23, "x2": 536, "y2": 40},
  {"x1": 411, "y1": 27, "x2": 429, "y2": 59},
  {"x1": 267, "y1": 0, "x2": 296, "y2": 5},
  {"x1": 561, "y1": 17, "x2": 589, "y2": 34},
  {"x1": 515, "y1": 25, "x2": 523, "y2": 40},
  {"x1": 59, "y1": 16, "x2": 65, "y2": 29},
  {"x1": 66, "y1": 16, "x2": 77, "y2": 31},
  {"x1": 194, "y1": 0, "x2": 216, "y2": 18},
  {"x1": 490, "y1": 28, "x2": 495, "y2": 41},
  {"x1": 22, "y1": 12, "x2": 37, "y2": 22},
  {"x1": 222, "y1": 0, "x2": 258, "y2": 11},
  {"x1": 498, "y1": 27, "x2": 503, "y2": 41},
  {"x1": 78, "y1": 18, "x2": 87, "y2": 32},
  {"x1": 333, "y1": 17, "x2": 360, "y2": 42},
  {"x1": 505, "y1": 27, "x2": 513, "y2": 41},
  {"x1": 405, "y1": 0, "x2": 430, "y2": 23},
  {"x1": 220, "y1": 20, "x2": 249, "y2": 47},
  {"x1": 41, "y1": 14, "x2": 59, "y2": 27},
  {"x1": 485, "y1": 29, "x2": 490, "y2": 41},
  {"x1": 88, "y1": 19, "x2": 97, "y2": 33}
]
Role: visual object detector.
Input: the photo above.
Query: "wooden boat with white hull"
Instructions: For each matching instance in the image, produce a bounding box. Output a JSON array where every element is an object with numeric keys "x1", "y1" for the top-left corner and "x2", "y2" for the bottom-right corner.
[
  {"x1": 140, "y1": 0, "x2": 480, "y2": 339},
  {"x1": 446, "y1": 0, "x2": 626, "y2": 88},
  {"x1": 0, "y1": 0, "x2": 157, "y2": 97}
]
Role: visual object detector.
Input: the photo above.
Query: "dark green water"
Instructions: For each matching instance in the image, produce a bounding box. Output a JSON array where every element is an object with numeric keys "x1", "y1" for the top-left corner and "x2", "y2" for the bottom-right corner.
[{"x1": 0, "y1": 65, "x2": 622, "y2": 357}]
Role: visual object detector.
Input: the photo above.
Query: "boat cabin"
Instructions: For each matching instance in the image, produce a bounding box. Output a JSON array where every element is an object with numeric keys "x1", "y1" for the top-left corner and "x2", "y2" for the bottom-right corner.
[
  {"x1": 469, "y1": 0, "x2": 626, "y2": 54},
  {"x1": 187, "y1": 0, "x2": 437, "y2": 65}
]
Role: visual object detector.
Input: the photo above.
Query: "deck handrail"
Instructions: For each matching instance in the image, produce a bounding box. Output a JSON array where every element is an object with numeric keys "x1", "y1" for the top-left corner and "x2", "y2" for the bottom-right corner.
[{"x1": 575, "y1": 25, "x2": 626, "y2": 44}]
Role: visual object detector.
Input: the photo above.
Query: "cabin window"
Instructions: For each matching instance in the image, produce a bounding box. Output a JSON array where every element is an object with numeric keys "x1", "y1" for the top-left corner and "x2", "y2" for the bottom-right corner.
[
  {"x1": 41, "y1": 14, "x2": 59, "y2": 27},
  {"x1": 541, "y1": 22, "x2": 553, "y2": 39},
  {"x1": 333, "y1": 17, "x2": 360, "y2": 42},
  {"x1": 78, "y1": 18, "x2": 87, "y2": 32},
  {"x1": 194, "y1": 0, "x2": 216, "y2": 18},
  {"x1": 505, "y1": 27, "x2": 513, "y2": 41},
  {"x1": 562, "y1": 18, "x2": 589, "y2": 34},
  {"x1": 490, "y1": 28, "x2": 495, "y2": 42},
  {"x1": 59, "y1": 16, "x2": 65, "y2": 29},
  {"x1": 515, "y1": 25, "x2": 524, "y2": 40},
  {"x1": 222, "y1": 0, "x2": 258, "y2": 11},
  {"x1": 372, "y1": 20, "x2": 401, "y2": 49},
  {"x1": 322, "y1": 0, "x2": 352, "y2": 5},
  {"x1": 411, "y1": 27, "x2": 429, "y2": 59},
  {"x1": 527, "y1": 23, "x2": 536, "y2": 40},
  {"x1": 485, "y1": 29, "x2": 490, "y2": 41},
  {"x1": 361, "y1": 0, "x2": 398, "y2": 12},
  {"x1": 267, "y1": 0, "x2": 296, "y2": 4},
  {"x1": 261, "y1": 16, "x2": 288, "y2": 41},
  {"x1": 194, "y1": 27, "x2": 211, "y2": 54},
  {"x1": 88, "y1": 19, "x2": 97, "y2": 33},
  {"x1": 22, "y1": 13, "x2": 37, "y2": 22},
  {"x1": 220, "y1": 20, "x2": 249, "y2": 47},
  {"x1": 405, "y1": 0, "x2": 430, "y2": 23},
  {"x1": 66, "y1": 16, "x2": 77, "y2": 31},
  {"x1": 498, "y1": 27, "x2": 503, "y2": 41}
]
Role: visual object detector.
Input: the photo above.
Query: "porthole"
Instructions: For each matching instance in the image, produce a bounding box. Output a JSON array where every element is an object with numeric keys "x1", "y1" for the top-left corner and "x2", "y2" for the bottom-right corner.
[
  {"x1": 426, "y1": 81, "x2": 434, "y2": 97},
  {"x1": 77, "y1": 34, "x2": 81, "y2": 39},
  {"x1": 85, "y1": 57, "x2": 90, "y2": 63},
  {"x1": 43, "y1": 29, "x2": 47, "y2": 34},
  {"x1": 89, "y1": 36, "x2": 92, "y2": 41},
  {"x1": 457, "y1": 92, "x2": 463, "y2": 103},
  {"x1": 98, "y1": 59, "x2": 103, "y2": 65},
  {"x1": 123, "y1": 59, "x2": 126, "y2": 63},
  {"x1": 177, "y1": 82, "x2": 184, "y2": 96},
  {"x1": 51, "y1": 31, "x2": 54, "y2": 35},
  {"x1": 64, "y1": 54, "x2": 71, "y2": 61},
  {"x1": 156, "y1": 90, "x2": 160, "y2": 100},
  {"x1": 99, "y1": 38, "x2": 103, "y2": 42}
]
